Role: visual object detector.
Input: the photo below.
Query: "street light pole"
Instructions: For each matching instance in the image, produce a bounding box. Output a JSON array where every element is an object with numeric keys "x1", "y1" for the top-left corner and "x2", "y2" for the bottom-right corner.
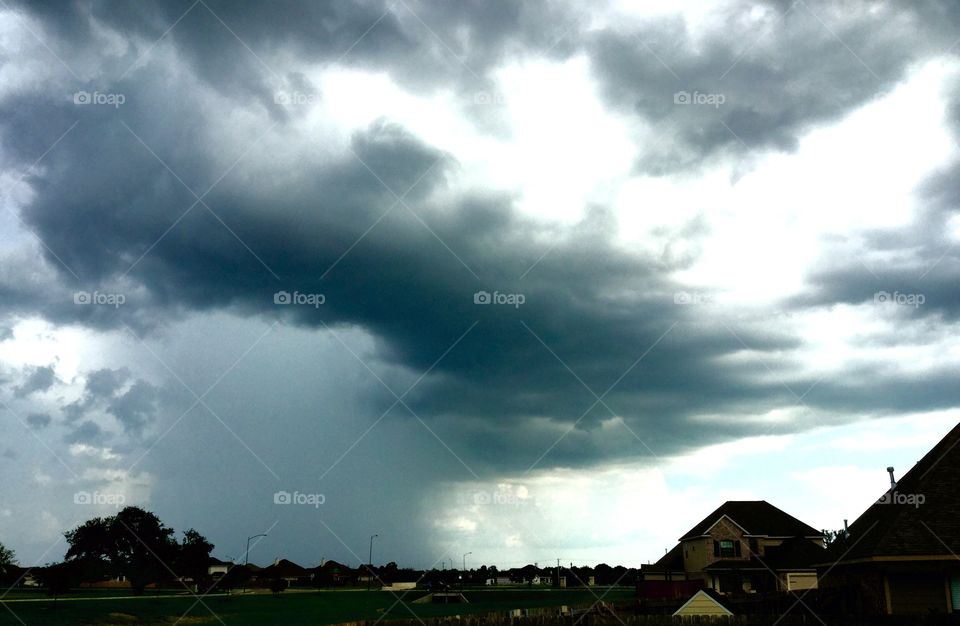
[
  {"x1": 367, "y1": 534, "x2": 378, "y2": 591},
  {"x1": 242, "y1": 533, "x2": 267, "y2": 595},
  {"x1": 462, "y1": 552, "x2": 472, "y2": 589},
  {"x1": 245, "y1": 533, "x2": 268, "y2": 566}
]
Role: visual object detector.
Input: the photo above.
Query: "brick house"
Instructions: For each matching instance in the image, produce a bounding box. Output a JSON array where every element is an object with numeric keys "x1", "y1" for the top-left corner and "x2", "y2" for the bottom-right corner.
[{"x1": 641, "y1": 500, "x2": 826, "y2": 594}]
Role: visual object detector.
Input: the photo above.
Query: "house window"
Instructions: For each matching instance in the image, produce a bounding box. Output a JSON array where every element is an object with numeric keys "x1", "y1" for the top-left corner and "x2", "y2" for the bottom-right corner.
[{"x1": 715, "y1": 540, "x2": 741, "y2": 558}]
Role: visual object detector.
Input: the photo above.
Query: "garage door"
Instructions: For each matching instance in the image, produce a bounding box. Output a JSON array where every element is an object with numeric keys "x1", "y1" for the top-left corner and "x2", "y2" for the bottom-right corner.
[
  {"x1": 889, "y1": 574, "x2": 946, "y2": 614},
  {"x1": 786, "y1": 573, "x2": 818, "y2": 591}
]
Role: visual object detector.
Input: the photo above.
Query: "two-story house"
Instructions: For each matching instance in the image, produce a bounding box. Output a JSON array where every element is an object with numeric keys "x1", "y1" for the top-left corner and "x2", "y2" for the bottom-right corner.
[{"x1": 641, "y1": 500, "x2": 826, "y2": 594}]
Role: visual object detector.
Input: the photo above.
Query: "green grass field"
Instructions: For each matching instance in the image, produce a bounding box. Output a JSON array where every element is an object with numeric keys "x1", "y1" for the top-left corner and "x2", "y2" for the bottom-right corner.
[{"x1": 0, "y1": 587, "x2": 635, "y2": 625}]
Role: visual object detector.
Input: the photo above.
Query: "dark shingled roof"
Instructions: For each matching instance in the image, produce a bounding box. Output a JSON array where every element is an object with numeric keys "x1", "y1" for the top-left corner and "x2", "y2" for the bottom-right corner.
[
  {"x1": 704, "y1": 537, "x2": 826, "y2": 571},
  {"x1": 640, "y1": 543, "x2": 684, "y2": 572},
  {"x1": 679, "y1": 501, "x2": 823, "y2": 541},
  {"x1": 260, "y1": 559, "x2": 310, "y2": 578},
  {"x1": 763, "y1": 536, "x2": 827, "y2": 569},
  {"x1": 825, "y1": 421, "x2": 960, "y2": 563}
]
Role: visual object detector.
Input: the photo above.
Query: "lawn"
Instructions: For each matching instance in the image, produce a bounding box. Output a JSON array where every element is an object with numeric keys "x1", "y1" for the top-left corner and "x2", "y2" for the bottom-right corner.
[{"x1": 0, "y1": 587, "x2": 635, "y2": 625}]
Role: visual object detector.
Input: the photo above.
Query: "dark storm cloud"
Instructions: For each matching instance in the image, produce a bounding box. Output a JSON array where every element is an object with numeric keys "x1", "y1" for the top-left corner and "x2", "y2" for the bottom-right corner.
[
  {"x1": 61, "y1": 368, "x2": 164, "y2": 435},
  {"x1": 85, "y1": 367, "x2": 131, "y2": 399},
  {"x1": 14, "y1": 0, "x2": 573, "y2": 117},
  {"x1": 590, "y1": 0, "x2": 955, "y2": 173},
  {"x1": 64, "y1": 419, "x2": 104, "y2": 444},
  {"x1": 790, "y1": 125, "x2": 960, "y2": 322},
  {"x1": 13, "y1": 364, "x2": 56, "y2": 398},
  {"x1": 107, "y1": 379, "x2": 159, "y2": 435},
  {"x1": 2, "y1": 86, "x2": 809, "y2": 468},
  {"x1": 3, "y1": 0, "x2": 960, "y2": 472},
  {"x1": 25, "y1": 412, "x2": 52, "y2": 429}
]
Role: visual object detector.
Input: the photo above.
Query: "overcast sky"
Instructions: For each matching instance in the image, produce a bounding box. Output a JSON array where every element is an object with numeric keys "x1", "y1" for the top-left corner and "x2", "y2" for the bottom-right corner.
[{"x1": 2, "y1": 0, "x2": 960, "y2": 570}]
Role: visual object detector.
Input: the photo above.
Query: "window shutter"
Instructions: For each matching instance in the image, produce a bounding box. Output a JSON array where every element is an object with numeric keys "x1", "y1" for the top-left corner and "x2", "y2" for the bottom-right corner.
[
  {"x1": 734, "y1": 541, "x2": 742, "y2": 557},
  {"x1": 713, "y1": 540, "x2": 720, "y2": 557}
]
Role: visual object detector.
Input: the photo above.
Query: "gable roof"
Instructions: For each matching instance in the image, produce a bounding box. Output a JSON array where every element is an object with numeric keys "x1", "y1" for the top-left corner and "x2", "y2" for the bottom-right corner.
[
  {"x1": 762, "y1": 536, "x2": 827, "y2": 569},
  {"x1": 680, "y1": 501, "x2": 822, "y2": 541},
  {"x1": 672, "y1": 589, "x2": 734, "y2": 617},
  {"x1": 704, "y1": 537, "x2": 825, "y2": 573},
  {"x1": 311, "y1": 559, "x2": 353, "y2": 574},
  {"x1": 825, "y1": 421, "x2": 960, "y2": 563},
  {"x1": 260, "y1": 559, "x2": 310, "y2": 578},
  {"x1": 640, "y1": 544, "x2": 684, "y2": 573}
]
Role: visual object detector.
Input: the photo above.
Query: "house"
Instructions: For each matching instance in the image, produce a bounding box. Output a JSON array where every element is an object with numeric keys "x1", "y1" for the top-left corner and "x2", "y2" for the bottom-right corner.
[
  {"x1": 641, "y1": 500, "x2": 826, "y2": 595},
  {"x1": 311, "y1": 559, "x2": 354, "y2": 586},
  {"x1": 258, "y1": 558, "x2": 312, "y2": 586},
  {"x1": 207, "y1": 557, "x2": 233, "y2": 578},
  {"x1": 673, "y1": 589, "x2": 734, "y2": 617},
  {"x1": 817, "y1": 421, "x2": 960, "y2": 615},
  {"x1": 1, "y1": 566, "x2": 38, "y2": 588}
]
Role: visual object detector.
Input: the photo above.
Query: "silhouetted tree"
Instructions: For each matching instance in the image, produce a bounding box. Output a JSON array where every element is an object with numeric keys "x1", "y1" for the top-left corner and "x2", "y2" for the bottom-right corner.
[
  {"x1": 177, "y1": 529, "x2": 214, "y2": 587},
  {"x1": 269, "y1": 577, "x2": 288, "y2": 595},
  {"x1": 34, "y1": 561, "x2": 82, "y2": 598},
  {"x1": 822, "y1": 528, "x2": 848, "y2": 548},
  {"x1": 216, "y1": 564, "x2": 252, "y2": 594},
  {"x1": 0, "y1": 541, "x2": 17, "y2": 585},
  {"x1": 64, "y1": 507, "x2": 178, "y2": 595}
]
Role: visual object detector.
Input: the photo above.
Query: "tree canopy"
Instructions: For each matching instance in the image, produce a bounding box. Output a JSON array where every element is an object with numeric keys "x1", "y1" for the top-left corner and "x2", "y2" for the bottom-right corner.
[{"x1": 62, "y1": 507, "x2": 213, "y2": 595}]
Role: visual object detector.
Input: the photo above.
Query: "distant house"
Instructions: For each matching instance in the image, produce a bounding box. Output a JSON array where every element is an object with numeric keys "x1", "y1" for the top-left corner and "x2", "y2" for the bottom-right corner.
[
  {"x1": 311, "y1": 559, "x2": 354, "y2": 586},
  {"x1": 673, "y1": 589, "x2": 734, "y2": 617},
  {"x1": 207, "y1": 557, "x2": 233, "y2": 578},
  {"x1": 641, "y1": 500, "x2": 826, "y2": 595},
  {"x1": 259, "y1": 558, "x2": 312, "y2": 586},
  {"x1": 818, "y1": 422, "x2": 960, "y2": 615},
  {"x1": 2, "y1": 566, "x2": 38, "y2": 588}
]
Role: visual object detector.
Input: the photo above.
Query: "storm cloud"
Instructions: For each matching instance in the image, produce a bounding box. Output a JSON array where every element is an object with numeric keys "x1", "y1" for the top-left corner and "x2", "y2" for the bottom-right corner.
[{"x1": 1, "y1": 0, "x2": 960, "y2": 567}]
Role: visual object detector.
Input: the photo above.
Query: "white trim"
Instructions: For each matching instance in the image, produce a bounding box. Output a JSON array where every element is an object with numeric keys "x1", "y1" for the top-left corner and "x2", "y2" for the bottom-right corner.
[
  {"x1": 681, "y1": 514, "x2": 750, "y2": 541},
  {"x1": 672, "y1": 590, "x2": 734, "y2": 617}
]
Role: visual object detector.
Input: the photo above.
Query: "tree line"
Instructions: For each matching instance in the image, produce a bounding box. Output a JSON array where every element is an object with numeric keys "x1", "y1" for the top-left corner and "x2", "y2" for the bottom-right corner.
[{"x1": 2, "y1": 506, "x2": 213, "y2": 596}]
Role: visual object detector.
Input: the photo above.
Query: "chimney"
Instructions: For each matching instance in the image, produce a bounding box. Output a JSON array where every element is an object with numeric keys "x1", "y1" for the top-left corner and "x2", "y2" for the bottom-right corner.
[
  {"x1": 275, "y1": 557, "x2": 280, "y2": 566},
  {"x1": 887, "y1": 466, "x2": 896, "y2": 490},
  {"x1": 843, "y1": 519, "x2": 848, "y2": 534}
]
